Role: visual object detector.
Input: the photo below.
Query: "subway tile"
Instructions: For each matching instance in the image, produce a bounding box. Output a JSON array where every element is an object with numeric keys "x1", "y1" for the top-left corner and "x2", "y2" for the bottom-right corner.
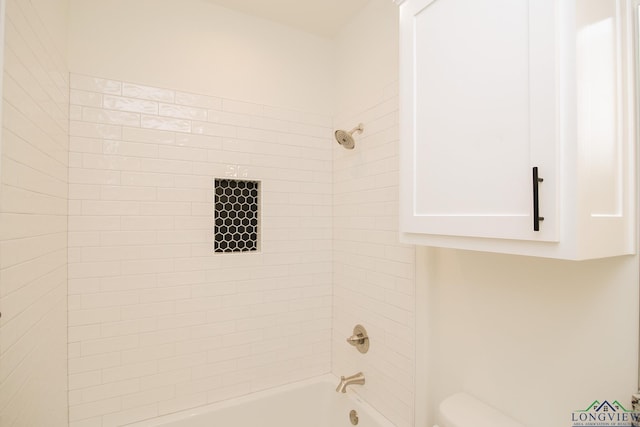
[
  {"x1": 157, "y1": 312, "x2": 206, "y2": 331},
  {"x1": 173, "y1": 174, "x2": 211, "y2": 189},
  {"x1": 261, "y1": 105, "x2": 303, "y2": 123},
  {"x1": 222, "y1": 99, "x2": 263, "y2": 116},
  {"x1": 121, "y1": 216, "x2": 174, "y2": 231},
  {"x1": 0, "y1": 186, "x2": 68, "y2": 215},
  {"x1": 82, "y1": 107, "x2": 141, "y2": 127},
  {"x1": 191, "y1": 359, "x2": 236, "y2": 380},
  {"x1": 69, "y1": 184, "x2": 101, "y2": 200},
  {"x1": 139, "y1": 287, "x2": 191, "y2": 304},
  {"x1": 121, "y1": 302, "x2": 176, "y2": 321},
  {"x1": 100, "y1": 274, "x2": 157, "y2": 292},
  {"x1": 175, "y1": 91, "x2": 222, "y2": 110},
  {"x1": 70, "y1": 105, "x2": 83, "y2": 121},
  {"x1": 68, "y1": 307, "x2": 122, "y2": 327},
  {"x1": 69, "y1": 390, "x2": 84, "y2": 407},
  {"x1": 236, "y1": 127, "x2": 278, "y2": 143},
  {"x1": 191, "y1": 121, "x2": 236, "y2": 138},
  {"x1": 157, "y1": 145, "x2": 208, "y2": 162},
  {"x1": 140, "y1": 201, "x2": 191, "y2": 216},
  {"x1": 173, "y1": 216, "x2": 212, "y2": 230},
  {"x1": 158, "y1": 393, "x2": 207, "y2": 416},
  {"x1": 68, "y1": 216, "x2": 121, "y2": 232},
  {"x1": 140, "y1": 158, "x2": 192, "y2": 174},
  {"x1": 103, "y1": 95, "x2": 159, "y2": 115},
  {"x1": 158, "y1": 352, "x2": 207, "y2": 373},
  {"x1": 2, "y1": 9, "x2": 70, "y2": 424},
  {"x1": 249, "y1": 116, "x2": 290, "y2": 132},
  {"x1": 68, "y1": 370, "x2": 102, "y2": 391},
  {"x1": 100, "y1": 185, "x2": 157, "y2": 201},
  {"x1": 99, "y1": 231, "x2": 155, "y2": 247},
  {"x1": 190, "y1": 202, "x2": 212, "y2": 217},
  {"x1": 101, "y1": 318, "x2": 158, "y2": 338},
  {"x1": 138, "y1": 244, "x2": 191, "y2": 260},
  {"x1": 206, "y1": 382, "x2": 251, "y2": 405},
  {"x1": 122, "y1": 83, "x2": 175, "y2": 102},
  {"x1": 121, "y1": 345, "x2": 175, "y2": 366},
  {"x1": 81, "y1": 379, "x2": 139, "y2": 403},
  {"x1": 171, "y1": 257, "x2": 220, "y2": 274},
  {"x1": 63, "y1": 75, "x2": 407, "y2": 426},
  {"x1": 70, "y1": 121, "x2": 122, "y2": 140},
  {"x1": 175, "y1": 375, "x2": 222, "y2": 397},
  {"x1": 173, "y1": 336, "x2": 222, "y2": 356},
  {"x1": 141, "y1": 115, "x2": 191, "y2": 133},
  {"x1": 102, "y1": 140, "x2": 159, "y2": 158},
  {"x1": 69, "y1": 325, "x2": 102, "y2": 343},
  {"x1": 122, "y1": 126, "x2": 175, "y2": 145},
  {"x1": 121, "y1": 386, "x2": 174, "y2": 410},
  {"x1": 101, "y1": 404, "x2": 159, "y2": 427},
  {"x1": 139, "y1": 369, "x2": 191, "y2": 390},
  {"x1": 102, "y1": 361, "x2": 158, "y2": 383},
  {"x1": 157, "y1": 188, "x2": 207, "y2": 202},
  {"x1": 71, "y1": 89, "x2": 104, "y2": 108},
  {"x1": 207, "y1": 109, "x2": 250, "y2": 127},
  {"x1": 68, "y1": 231, "x2": 101, "y2": 247},
  {"x1": 81, "y1": 200, "x2": 140, "y2": 216},
  {"x1": 156, "y1": 229, "x2": 207, "y2": 244},
  {"x1": 81, "y1": 335, "x2": 139, "y2": 357},
  {"x1": 121, "y1": 259, "x2": 175, "y2": 276},
  {"x1": 138, "y1": 326, "x2": 191, "y2": 348},
  {"x1": 71, "y1": 74, "x2": 122, "y2": 95},
  {"x1": 173, "y1": 297, "x2": 221, "y2": 314},
  {"x1": 81, "y1": 290, "x2": 140, "y2": 309},
  {"x1": 121, "y1": 171, "x2": 174, "y2": 188},
  {"x1": 69, "y1": 397, "x2": 122, "y2": 422},
  {"x1": 174, "y1": 133, "x2": 223, "y2": 149},
  {"x1": 69, "y1": 168, "x2": 120, "y2": 185},
  {"x1": 84, "y1": 148, "x2": 140, "y2": 171},
  {"x1": 159, "y1": 103, "x2": 207, "y2": 121},
  {"x1": 69, "y1": 341, "x2": 83, "y2": 358},
  {"x1": 2, "y1": 158, "x2": 66, "y2": 199}
]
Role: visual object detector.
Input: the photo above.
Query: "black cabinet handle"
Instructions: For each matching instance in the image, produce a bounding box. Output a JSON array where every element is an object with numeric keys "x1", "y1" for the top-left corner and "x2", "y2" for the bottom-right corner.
[{"x1": 532, "y1": 167, "x2": 544, "y2": 231}]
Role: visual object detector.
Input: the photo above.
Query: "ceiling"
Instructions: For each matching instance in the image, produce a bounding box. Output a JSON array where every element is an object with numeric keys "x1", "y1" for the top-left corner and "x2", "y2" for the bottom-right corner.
[{"x1": 203, "y1": 0, "x2": 370, "y2": 38}]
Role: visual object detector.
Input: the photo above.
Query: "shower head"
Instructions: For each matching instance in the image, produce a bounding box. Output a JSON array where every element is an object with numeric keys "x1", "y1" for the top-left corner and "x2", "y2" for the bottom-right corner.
[{"x1": 334, "y1": 124, "x2": 364, "y2": 150}]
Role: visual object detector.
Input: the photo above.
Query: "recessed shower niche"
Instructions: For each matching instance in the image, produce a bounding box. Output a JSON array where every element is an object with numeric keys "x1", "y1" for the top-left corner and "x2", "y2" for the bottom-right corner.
[{"x1": 214, "y1": 178, "x2": 260, "y2": 253}]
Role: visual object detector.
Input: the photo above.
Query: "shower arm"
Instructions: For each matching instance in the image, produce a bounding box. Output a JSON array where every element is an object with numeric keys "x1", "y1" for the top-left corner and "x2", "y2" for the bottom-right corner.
[{"x1": 349, "y1": 124, "x2": 364, "y2": 136}]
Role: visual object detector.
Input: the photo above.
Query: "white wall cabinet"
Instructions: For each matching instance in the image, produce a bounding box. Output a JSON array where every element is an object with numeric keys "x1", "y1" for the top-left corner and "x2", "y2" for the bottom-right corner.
[{"x1": 396, "y1": 0, "x2": 636, "y2": 260}]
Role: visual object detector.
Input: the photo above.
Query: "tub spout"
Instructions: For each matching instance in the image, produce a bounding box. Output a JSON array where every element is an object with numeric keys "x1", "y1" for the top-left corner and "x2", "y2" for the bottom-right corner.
[{"x1": 336, "y1": 372, "x2": 365, "y2": 393}]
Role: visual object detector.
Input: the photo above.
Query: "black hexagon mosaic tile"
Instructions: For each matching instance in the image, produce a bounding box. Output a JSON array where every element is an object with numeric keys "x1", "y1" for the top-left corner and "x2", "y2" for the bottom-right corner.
[{"x1": 214, "y1": 179, "x2": 260, "y2": 253}]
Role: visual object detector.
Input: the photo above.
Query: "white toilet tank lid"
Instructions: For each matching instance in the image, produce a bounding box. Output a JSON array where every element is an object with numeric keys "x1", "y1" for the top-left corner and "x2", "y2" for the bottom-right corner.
[{"x1": 439, "y1": 393, "x2": 526, "y2": 427}]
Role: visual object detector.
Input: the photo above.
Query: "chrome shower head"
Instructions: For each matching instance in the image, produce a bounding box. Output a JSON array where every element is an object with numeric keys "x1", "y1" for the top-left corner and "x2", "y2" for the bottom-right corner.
[{"x1": 334, "y1": 123, "x2": 364, "y2": 150}]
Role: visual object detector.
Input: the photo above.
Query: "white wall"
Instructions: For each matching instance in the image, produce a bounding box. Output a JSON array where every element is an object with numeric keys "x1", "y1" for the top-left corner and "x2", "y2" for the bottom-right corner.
[
  {"x1": 332, "y1": 2, "x2": 415, "y2": 427},
  {"x1": 68, "y1": 0, "x2": 335, "y2": 115},
  {"x1": 67, "y1": 3, "x2": 640, "y2": 427},
  {"x1": 66, "y1": 74, "x2": 333, "y2": 426},
  {"x1": 425, "y1": 249, "x2": 639, "y2": 427},
  {"x1": 334, "y1": 0, "x2": 400, "y2": 115},
  {"x1": 66, "y1": 2, "x2": 338, "y2": 425},
  {"x1": 0, "y1": 0, "x2": 69, "y2": 425}
]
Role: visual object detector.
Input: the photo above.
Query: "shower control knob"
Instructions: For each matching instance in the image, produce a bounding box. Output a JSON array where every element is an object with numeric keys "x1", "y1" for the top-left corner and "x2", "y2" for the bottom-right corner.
[
  {"x1": 347, "y1": 334, "x2": 366, "y2": 344},
  {"x1": 346, "y1": 324, "x2": 369, "y2": 354}
]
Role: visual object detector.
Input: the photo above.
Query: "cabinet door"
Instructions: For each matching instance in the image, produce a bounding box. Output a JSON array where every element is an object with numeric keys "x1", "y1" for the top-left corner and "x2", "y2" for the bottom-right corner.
[{"x1": 399, "y1": 0, "x2": 558, "y2": 242}]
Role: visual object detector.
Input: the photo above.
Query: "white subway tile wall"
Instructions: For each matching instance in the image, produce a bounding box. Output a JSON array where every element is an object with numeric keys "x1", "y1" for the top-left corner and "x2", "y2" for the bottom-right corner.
[
  {"x1": 332, "y1": 83, "x2": 415, "y2": 427},
  {"x1": 67, "y1": 74, "x2": 333, "y2": 426},
  {"x1": 0, "y1": 0, "x2": 70, "y2": 426}
]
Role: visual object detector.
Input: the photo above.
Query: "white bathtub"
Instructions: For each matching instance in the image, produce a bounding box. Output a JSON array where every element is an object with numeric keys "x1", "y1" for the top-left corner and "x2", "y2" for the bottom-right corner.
[{"x1": 127, "y1": 375, "x2": 396, "y2": 427}]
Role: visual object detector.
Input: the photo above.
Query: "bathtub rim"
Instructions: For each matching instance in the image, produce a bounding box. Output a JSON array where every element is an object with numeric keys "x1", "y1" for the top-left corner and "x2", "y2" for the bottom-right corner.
[{"x1": 124, "y1": 373, "x2": 397, "y2": 427}]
